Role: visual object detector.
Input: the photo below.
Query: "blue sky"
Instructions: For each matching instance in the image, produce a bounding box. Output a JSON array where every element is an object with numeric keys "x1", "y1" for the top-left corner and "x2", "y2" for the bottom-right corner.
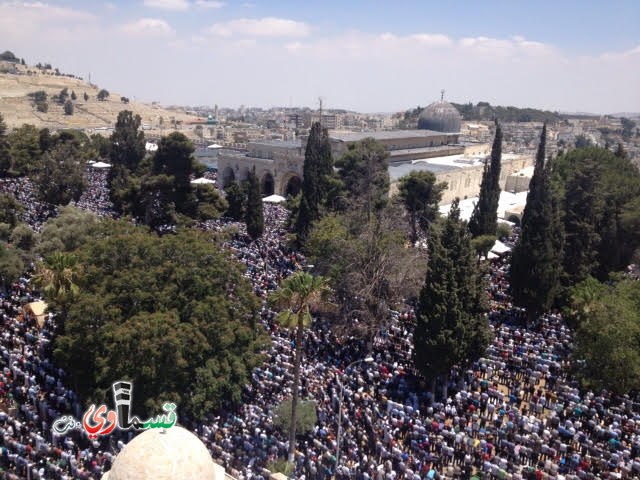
[{"x1": 1, "y1": 1, "x2": 639, "y2": 113}]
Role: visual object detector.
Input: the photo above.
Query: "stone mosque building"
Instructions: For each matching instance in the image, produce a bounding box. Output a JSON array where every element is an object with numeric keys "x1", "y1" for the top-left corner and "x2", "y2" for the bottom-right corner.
[{"x1": 216, "y1": 95, "x2": 533, "y2": 204}]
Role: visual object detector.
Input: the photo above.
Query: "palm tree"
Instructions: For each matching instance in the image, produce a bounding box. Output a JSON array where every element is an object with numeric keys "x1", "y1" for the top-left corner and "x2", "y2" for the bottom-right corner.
[
  {"x1": 268, "y1": 271, "x2": 331, "y2": 463},
  {"x1": 32, "y1": 252, "x2": 81, "y2": 323}
]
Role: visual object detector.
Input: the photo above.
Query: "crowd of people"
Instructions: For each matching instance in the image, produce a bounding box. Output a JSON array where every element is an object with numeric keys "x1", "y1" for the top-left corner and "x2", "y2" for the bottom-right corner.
[
  {"x1": 0, "y1": 166, "x2": 639, "y2": 480},
  {"x1": 0, "y1": 177, "x2": 56, "y2": 232},
  {"x1": 70, "y1": 167, "x2": 114, "y2": 218}
]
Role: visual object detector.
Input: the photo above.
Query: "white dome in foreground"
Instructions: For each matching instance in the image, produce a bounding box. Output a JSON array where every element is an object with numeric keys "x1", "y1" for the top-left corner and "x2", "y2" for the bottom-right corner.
[{"x1": 102, "y1": 426, "x2": 225, "y2": 480}]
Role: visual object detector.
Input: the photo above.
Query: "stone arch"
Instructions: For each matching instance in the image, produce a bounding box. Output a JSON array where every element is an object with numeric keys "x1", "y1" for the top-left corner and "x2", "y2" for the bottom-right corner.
[
  {"x1": 282, "y1": 173, "x2": 302, "y2": 197},
  {"x1": 261, "y1": 172, "x2": 275, "y2": 196},
  {"x1": 238, "y1": 167, "x2": 250, "y2": 184},
  {"x1": 221, "y1": 167, "x2": 235, "y2": 188},
  {"x1": 507, "y1": 215, "x2": 521, "y2": 227}
]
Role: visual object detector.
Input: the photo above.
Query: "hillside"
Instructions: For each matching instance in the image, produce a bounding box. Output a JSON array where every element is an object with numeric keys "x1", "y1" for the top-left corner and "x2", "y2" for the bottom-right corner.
[{"x1": 0, "y1": 60, "x2": 193, "y2": 135}]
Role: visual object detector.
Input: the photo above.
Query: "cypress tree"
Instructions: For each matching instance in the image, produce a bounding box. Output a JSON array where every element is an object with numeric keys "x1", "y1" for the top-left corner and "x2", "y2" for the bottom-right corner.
[
  {"x1": 414, "y1": 199, "x2": 490, "y2": 398},
  {"x1": 562, "y1": 156, "x2": 602, "y2": 285},
  {"x1": 0, "y1": 114, "x2": 10, "y2": 177},
  {"x1": 509, "y1": 124, "x2": 563, "y2": 325},
  {"x1": 224, "y1": 180, "x2": 245, "y2": 221},
  {"x1": 245, "y1": 167, "x2": 264, "y2": 240},
  {"x1": 294, "y1": 122, "x2": 333, "y2": 241},
  {"x1": 468, "y1": 120, "x2": 502, "y2": 237}
]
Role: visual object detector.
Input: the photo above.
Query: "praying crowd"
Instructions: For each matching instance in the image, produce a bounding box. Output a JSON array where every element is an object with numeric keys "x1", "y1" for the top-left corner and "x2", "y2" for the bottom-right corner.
[{"x1": 0, "y1": 167, "x2": 639, "y2": 479}]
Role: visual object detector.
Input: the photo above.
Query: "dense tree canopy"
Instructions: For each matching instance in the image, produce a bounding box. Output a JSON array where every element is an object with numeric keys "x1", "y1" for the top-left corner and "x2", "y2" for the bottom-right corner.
[
  {"x1": 414, "y1": 200, "x2": 490, "y2": 397},
  {"x1": 335, "y1": 138, "x2": 390, "y2": 220},
  {"x1": 397, "y1": 170, "x2": 446, "y2": 244},
  {"x1": 0, "y1": 193, "x2": 23, "y2": 229},
  {"x1": 569, "y1": 278, "x2": 640, "y2": 394},
  {"x1": 552, "y1": 146, "x2": 640, "y2": 283},
  {"x1": 510, "y1": 125, "x2": 564, "y2": 323},
  {"x1": 8, "y1": 124, "x2": 41, "y2": 176},
  {"x1": 305, "y1": 204, "x2": 427, "y2": 338},
  {"x1": 54, "y1": 222, "x2": 268, "y2": 418},
  {"x1": 37, "y1": 207, "x2": 101, "y2": 258},
  {"x1": 36, "y1": 143, "x2": 86, "y2": 205}
]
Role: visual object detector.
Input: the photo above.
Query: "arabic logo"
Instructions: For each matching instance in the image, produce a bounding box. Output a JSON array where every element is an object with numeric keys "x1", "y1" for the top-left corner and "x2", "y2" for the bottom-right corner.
[{"x1": 52, "y1": 381, "x2": 178, "y2": 439}]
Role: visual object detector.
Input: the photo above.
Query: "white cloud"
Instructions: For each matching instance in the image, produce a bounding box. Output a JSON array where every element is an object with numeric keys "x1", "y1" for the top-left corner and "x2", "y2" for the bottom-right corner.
[
  {"x1": 208, "y1": 17, "x2": 310, "y2": 37},
  {"x1": 0, "y1": 5, "x2": 637, "y2": 116},
  {"x1": 121, "y1": 18, "x2": 175, "y2": 37},
  {"x1": 409, "y1": 33, "x2": 452, "y2": 47},
  {"x1": 143, "y1": 0, "x2": 189, "y2": 11},
  {"x1": 195, "y1": 0, "x2": 225, "y2": 8}
]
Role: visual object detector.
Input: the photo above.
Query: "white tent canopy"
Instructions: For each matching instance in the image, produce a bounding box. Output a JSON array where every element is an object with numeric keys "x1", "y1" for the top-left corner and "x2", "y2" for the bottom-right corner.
[
  {"x1": 207, "y1": 144, "x2": 223, "y2": 149},
  {"x1": 491, "y1": 239, "x2": 512, "y2": 255},
  {"x1": 90, "y1": 161, "x2": 111, "y2": 168},
  {"x1": 191, "y1": 177, "x2": 216, "y2": 185},
  {"x1": 262, "y1": 194, "x2": 286, "y2": 203}
]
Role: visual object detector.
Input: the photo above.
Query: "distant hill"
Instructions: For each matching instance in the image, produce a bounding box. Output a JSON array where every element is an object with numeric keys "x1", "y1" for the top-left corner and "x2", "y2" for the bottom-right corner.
[
  {"x1": 451, "y1": 102, "x2": 563, "y2": 123},
  {"x1": 0, "y1": 59, "x2": 193, "y2": 134},
  {"x1": 399, "y1": 101, "x2": 564, "y2": 128}
]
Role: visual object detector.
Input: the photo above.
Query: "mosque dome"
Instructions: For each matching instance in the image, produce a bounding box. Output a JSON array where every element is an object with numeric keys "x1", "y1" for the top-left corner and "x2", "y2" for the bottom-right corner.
[
  {"x1": 102, "y1": 426, "x2": 225, "y2": 480},
  {"x1": 418, "y1": 99, "x2": 461, "y2": 133}
]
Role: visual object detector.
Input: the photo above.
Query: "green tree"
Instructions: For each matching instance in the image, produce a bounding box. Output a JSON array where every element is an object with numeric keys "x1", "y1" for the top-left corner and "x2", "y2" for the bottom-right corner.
[
  {"x1": 90, "y1": 133, "x2": 111, "y2": 159},
  {"x1": 0, "y1": 243, "x2": 24, "y2": 291},
  {"x1": 39, "y1": 128, "x2": 52, "y2": 153},
  {"x1": 37, "y1": 206, "x2": 101, "y2": 257},
  {"x1": 552, "y1": 146, "x2": 640, "y2": 282},
  {"x1": 194, "y1": 184, "x2": 228, "y2": 221},
  {"x1": 36, "y1": 142, "x2": 86, "y2": 205},
  {"x1": 57, "y1": 87, "x2": 69, "y2": 105},
  {"x1": 32, "y1": 252, "x2": 81, "y2": 319},
  {"x1": 8, "y1": 124, "x2": 41, "y2": 176},
  {"x1": 335, "y1": 138, "x2": 390, "y2": 220},
  {"x1": 71, "y1": 90, "x2": 77, "y2": 101},
  {"x1": 54, "y1": 224, "x2": 266, "y2": 417},
  {"x1": 510, "y1": 125, "x2": 563, "y2": 324},
  {"x1": 562, "y1": 156, "x2": 602, "y2": 285},
  {"x1": 570, "y1": 278, "x2": 640, "y2": 393},
  {"x1": 10, "y1": 223, "x2": 37, "y2": 252},
  {"x1": 109, "y1": 110, "x2": 145, "y2": 172},
  {"x1": 138, "y1": 132, "x2": 199, "y2": 227},
  {"x1": 83, "y1": 92, "x2": 89, "y2": 102},
  {"x1": 244, "y1": 168, "x2": 264, "y2": 240},
  {"x1": 273, "y1": 399, "x2": 318, "y2": 437},
  {"x1": 294, "y1": 122, "x2": 334, "y2": 240},
  {"x1": 63, "y1": 99, "x2": 74, "y2": 115},
  {"x1": 0, "y1": 193, "x2": 23, "y2": 228},
  {"x1": 97, "y1": 89, "x2": 109, "y2": 101},
  {"x1": 224, "y1": 180, "x2": 245, "y2": 221},
  {"x1": 0, "y1": 114, "x2": 11, "y2": 176},
  {"x1": 397, "y1": 170, "x2": 446, "y2": 244},
  {"x1": 414, "y1": 199, "x2": 490, "y2": 398},
  {"x1": 305, "y1": 204, "x2": 427, "y2": 339},
  {"x1": 269, "y1": 272, "x2": 331, "y2": 462},
  {"x1": 468, "y1": 121, "x2": 502, "y2": 237},
  {"x1": 108, "y1": 111, "x2": 146, "y2": 213}
]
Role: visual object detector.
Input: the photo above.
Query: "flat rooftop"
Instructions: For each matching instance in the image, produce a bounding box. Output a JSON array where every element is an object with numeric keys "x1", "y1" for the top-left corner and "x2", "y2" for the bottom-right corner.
[
  {"x1": 328, "y1": 129, "x2": 457, "y2": 142},
  {"x1": 250, "y1": 139, "x2": 302, "y2": 149},
  {"x1": 389, "y1": 162, "x2": 459, "y2": 181}
]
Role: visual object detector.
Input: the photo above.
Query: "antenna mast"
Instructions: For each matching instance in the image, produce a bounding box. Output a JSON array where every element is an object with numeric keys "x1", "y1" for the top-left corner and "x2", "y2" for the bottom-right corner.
[
  {"x1": 441, "y1": 89, "x2": 445, "y2": 101},
  {"x1": 318, "y1": 97, "x2": 323, "y2": 128}
]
